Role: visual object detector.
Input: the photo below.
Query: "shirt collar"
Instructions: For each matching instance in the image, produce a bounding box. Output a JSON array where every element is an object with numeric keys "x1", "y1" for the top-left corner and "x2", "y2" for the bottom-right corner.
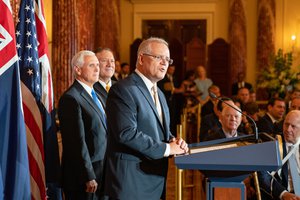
[
  {"x1": 222, "y1": 128, "x2": 238, "y2": 138},
  {"x1": 266, "y1": 112, "x2": 279, "y2": 123},
  {"x1": 76, "y1": 79, "x2": 93, "y2": 97},
  {"x1": 135, "y1": 69, "x2": 155, "y2": 92},
  {"x1": 99, "y1": 79, "x2": 111, "y2": 89}
]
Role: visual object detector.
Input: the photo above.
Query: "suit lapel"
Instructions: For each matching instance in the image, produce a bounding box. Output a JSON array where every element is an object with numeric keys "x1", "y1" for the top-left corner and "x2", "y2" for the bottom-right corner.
[
  {"x1": 280, "y1": 142, "x2": 289, "y2": 187},
  {"x1": 133, "y1": 73, "x2": 166, "y2": 131},
  {"x1": 93, "y1": 82, "x2": 108, "y2": 104},
  {"x1": 158, "y1": 88, "x2": 169, "y2": 132},
  {"x1": 80, "y1": 86, "x2": 107, "y2": 130}
]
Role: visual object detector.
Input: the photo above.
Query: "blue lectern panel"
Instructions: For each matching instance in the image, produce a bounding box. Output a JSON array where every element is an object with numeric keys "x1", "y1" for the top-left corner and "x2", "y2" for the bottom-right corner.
[{"x1": 175, "y1": 140, "x2": 281, "y2": 172}]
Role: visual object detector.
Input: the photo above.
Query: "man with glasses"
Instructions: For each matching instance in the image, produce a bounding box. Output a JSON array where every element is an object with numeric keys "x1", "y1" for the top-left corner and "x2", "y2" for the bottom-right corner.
[
  {"x1": 258, "y1": 110, "x2": 300, "y2": 200},
  {"x1": 104, "y1": 37, "x2": 188, "y2": 200}
]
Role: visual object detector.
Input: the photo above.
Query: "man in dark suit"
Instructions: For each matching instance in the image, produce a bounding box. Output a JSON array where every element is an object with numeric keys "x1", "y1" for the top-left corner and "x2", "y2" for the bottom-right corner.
[
  {"x1": 236, "y1": 87, "x2": 250, "y2": 111},
  {"x1": 58, "y1": 50, "x2": 107, "y2": 200},
  {"x1": 93, "y1": 48, "x2": 116, "y2": 104},
  {"x1": 257, "y1": 98, "x2": 286, "y2": 137},
  {"x1": 290, "y1": 96, "x2": 300, "y2": 111},
  {"x1": 104, "y1": 37, "x2": 189, "y2": 200},
  {"x1": 231, "y1": 72, "x2": 252, "y2": 96},
  {"x1": 200, "y1": 97, "x2": 232, "y2": 141},
  {"x1": 203, "y1": 102, "x2": 244, "y2": 141},
  {"x1": 258, "y1": 110, "x2": 300, "y2": 200},
  {"x1": 200, "y1": 85, "x2": 221, "y2": 118}
]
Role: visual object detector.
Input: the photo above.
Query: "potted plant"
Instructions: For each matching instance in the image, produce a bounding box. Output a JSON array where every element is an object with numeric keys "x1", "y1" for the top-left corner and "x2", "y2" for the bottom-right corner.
[{"x1": 257, "y1": 49, "x2": 300, "y2": 99}]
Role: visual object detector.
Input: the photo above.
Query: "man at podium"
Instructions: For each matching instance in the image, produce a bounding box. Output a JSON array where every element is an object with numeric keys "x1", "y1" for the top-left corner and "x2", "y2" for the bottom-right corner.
[{"x1": 258, "y1": 110, "x2": 300, "y2": 200}]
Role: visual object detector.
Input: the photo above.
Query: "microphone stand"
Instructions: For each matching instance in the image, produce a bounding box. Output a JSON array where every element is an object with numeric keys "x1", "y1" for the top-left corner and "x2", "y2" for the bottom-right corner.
[{"x1": 209, "y1": 92, "x2": 259, "y2": 143}]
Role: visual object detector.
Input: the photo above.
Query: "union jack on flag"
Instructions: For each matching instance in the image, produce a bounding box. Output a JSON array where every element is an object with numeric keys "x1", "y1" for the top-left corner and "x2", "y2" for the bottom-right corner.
[{"x1": 16, "y1": 0, "x2": 60, "y2": 199}]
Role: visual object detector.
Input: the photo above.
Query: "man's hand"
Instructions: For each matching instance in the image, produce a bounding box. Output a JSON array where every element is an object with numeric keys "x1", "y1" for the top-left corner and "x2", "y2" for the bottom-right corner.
[
  {"x1": 169, "y1": 137, "x2": 189, "y2": 155},
  {"x1": 282, "y1": 192, "x2": 300, "y2": 200},
  {"x1": 85, "y1": 179, "x2": 98, "y2": 193}
]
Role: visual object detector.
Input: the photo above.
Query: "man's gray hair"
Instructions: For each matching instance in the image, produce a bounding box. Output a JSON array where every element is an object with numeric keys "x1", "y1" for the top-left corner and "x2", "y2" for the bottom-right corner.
[
  {"x1": 137, "y1": 37, "x2": 168, "y2": 56},
  {"x1": 136, "y1": 37, "x2": 169, "y2": 67},
  {"x1": 71, "y1": 50, "x2": 95, "y2": 69}
]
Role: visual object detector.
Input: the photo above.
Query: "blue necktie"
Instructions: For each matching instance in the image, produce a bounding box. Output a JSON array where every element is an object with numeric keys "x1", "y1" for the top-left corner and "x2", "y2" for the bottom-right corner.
[
  {"x1": 91, "y1": 89, "x2": 106, "y2": 124},
  {"x1": 288, "y1": 146, "x2": 300, "y2": 195}
]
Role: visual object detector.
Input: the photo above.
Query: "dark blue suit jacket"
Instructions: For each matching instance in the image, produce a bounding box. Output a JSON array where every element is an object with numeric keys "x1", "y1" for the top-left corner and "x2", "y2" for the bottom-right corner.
[
  {"x1": 104, "y1": 72, "x2": 174, "y2": 200},
  {"x1": 257, "y1": 114, "x2": 283, "y2": 137},
  {"x1": 93, "y1": 80, "x2": 116, "y2": 105},
  {"x1": 200, "y1": 112, "x2": 221, "y2": 141},
  {"x1": 257, "y1": 140, "x2": 299, "y2": 200},
  {"x1": 202, "y1": 127, "x2": 244, "y2": 141},
  {"x1": 58, "y1": 80, "x2": 107, "y2": 190},
  {"x1": 258, "y1": 142, "x2": 288, "y2": 199}
]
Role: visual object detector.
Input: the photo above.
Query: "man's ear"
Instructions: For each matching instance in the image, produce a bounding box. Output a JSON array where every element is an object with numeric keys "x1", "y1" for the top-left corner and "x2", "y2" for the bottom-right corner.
[
  {"x1": 137, "y1": 54, "x2": 143, "y2": 65},
  {"x1": 267, "y1": 104, "x2": 272, "y2": 112},
  {"x1": 74, "y1": 66, "x2": 81, "y2": 76}
]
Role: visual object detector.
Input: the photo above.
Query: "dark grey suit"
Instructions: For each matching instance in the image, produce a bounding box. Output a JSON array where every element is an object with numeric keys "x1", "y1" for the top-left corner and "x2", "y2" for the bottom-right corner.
[
  {"x1": 58, "y1": 80, "x2": 107, "y2": 199},
  {"x1": 93, "y1": 80, "x2": 116, "y2": 105},
  {"x1": 104, "y1": 72, "x2": 174, "y2": 200}
]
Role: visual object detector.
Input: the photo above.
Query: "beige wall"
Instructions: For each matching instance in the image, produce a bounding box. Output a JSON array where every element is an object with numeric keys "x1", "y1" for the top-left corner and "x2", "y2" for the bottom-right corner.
[
  {"x1": 277, "y1": 0, "x2": 300, "y2": 69},
  {"x1": 44, "y1": 0, "x2": 300, "y2": 84},
  {"x1": 44, "y1": 0, "x2": 52, "y2": 65},
  {"x1": 245, "y1": 0, "x2": 257, "y2": 87},
  {"x1": 120, "y1": 0, "x2": 134, "y2": 64}
]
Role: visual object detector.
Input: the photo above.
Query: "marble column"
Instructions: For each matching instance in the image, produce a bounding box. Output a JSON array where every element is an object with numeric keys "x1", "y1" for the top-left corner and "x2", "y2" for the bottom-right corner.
[
  {"x1": 52, "y1": 0, "x2": 120, "y2": 105},
  {"x1": 228, "y1": 0, "x2": 247, "y2": 86},
  {"x1": 256, "y1": 0, "x2": 276, "y2": 70}
]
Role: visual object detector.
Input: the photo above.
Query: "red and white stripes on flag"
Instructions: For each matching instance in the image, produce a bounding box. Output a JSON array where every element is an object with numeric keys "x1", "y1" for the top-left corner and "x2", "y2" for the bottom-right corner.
[
  {"x1": 22, "y1": 84, "x2": 46, "y2": 200},
  {"x1": 16, "y1": 0, "x2": 50, "y2": 199}
]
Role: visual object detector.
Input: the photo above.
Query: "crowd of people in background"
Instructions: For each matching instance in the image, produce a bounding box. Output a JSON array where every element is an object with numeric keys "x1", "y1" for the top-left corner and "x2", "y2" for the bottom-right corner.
[
  {"x1": 58, "y1": 37, "x2": 188, "y2": 200},
  {"x1": 156, "y1": 60, "x2": 300, "y2": 200},
  {"x1": 56, "y1": 36, "x2": 300, "y2": 200}
]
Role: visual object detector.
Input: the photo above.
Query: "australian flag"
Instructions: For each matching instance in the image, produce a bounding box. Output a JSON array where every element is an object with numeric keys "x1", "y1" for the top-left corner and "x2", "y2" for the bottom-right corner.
[{"x1": 0, "y1": 0, "x2": 31, "y2": 199}]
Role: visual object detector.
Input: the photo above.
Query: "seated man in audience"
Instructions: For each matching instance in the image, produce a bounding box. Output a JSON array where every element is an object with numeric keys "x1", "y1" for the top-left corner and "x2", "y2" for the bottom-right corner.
[
  {"x1": 199, "y1": 97, "x2": 232, "y2": 141},
  {"x1": 249, "y1": 90, "x2": 257, "y2": 103},
  {"x1": 258, "y1": 110, "x2": 300, "y2": 200},
  {"x1": 202, "y1": 103, "x2": 244, "y2": 141},
  {"x1": 257, "y1": 97, "x2": 286, "y2": 137},
  {"x1": 290, "y1": 96, "x2": 300, "y2": 111},
  {"x1": 201, "y1": 85, "x2": 221, "y2": 118},
  {"x1": 236, "y1": 87, "x2": 250, "y2": 111},
  {"x1": 286, "y1": 89, "x2": 300, "y2": 110},
  {"x1": 241, "y1": 101, "x2": 260, "y2": 135},
  {"x1": 231, "y1": 72, "x2": 253, "y2": 96}
]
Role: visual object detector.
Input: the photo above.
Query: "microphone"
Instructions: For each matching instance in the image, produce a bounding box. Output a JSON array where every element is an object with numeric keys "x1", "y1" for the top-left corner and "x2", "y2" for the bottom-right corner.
[{"x1": 209, "y1": 92, "x2": 259, "y2": 143}]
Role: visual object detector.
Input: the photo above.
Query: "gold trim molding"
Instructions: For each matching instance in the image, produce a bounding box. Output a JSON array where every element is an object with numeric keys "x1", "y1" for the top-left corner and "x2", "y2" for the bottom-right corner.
[{"x1": 130, "y1": 0, "x2": 219, "y2": 3}]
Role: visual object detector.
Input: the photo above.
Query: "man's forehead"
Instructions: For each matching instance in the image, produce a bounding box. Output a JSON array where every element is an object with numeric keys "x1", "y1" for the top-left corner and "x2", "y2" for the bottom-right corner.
[{"x1": 274, "y1": 100, "x2": 285, "y2": 106}]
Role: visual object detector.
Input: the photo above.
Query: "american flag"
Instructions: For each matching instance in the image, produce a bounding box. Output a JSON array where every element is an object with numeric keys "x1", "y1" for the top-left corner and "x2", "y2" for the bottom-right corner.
[
  {"x1": 16, "y1": 0, "x2": 60, "y2": 199},
  {"x1": 0, "y1": 0, "x2": 31, "y2": 199}
]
